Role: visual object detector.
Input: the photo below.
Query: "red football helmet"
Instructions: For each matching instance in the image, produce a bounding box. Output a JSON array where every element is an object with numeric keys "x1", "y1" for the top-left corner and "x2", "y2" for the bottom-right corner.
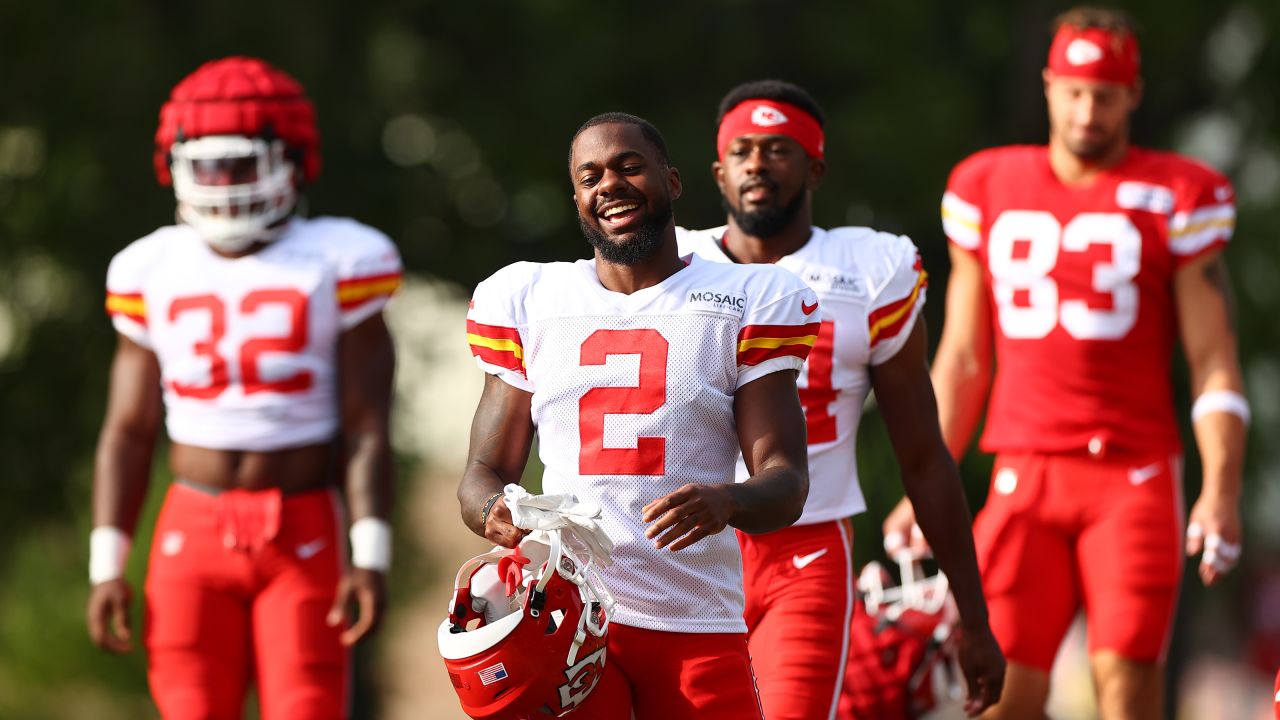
[
  {"x1": 438, "y1": 529, "x2": 613, "y2": 719},
  {"x1": 841, "y1": 556, "x2": 966, "y2": 720},
  {"x1": 154, "y1": 57, "x2": 320, "y2": 251}
]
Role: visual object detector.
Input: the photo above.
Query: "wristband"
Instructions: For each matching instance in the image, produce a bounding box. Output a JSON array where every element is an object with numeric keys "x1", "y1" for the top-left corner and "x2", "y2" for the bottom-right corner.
[
  {"x1": 1191, "y1": 389, "x2": 1251, "y2": 426},
  {"x1": 350, "y1": 517, "x2": 392, "y2": 572},
  {"x1": 89, "y1": 526, "x2": 131, "y2": 584},
  {"x1": 480, "y1": 492, "x2": 504, "y2": 527}
]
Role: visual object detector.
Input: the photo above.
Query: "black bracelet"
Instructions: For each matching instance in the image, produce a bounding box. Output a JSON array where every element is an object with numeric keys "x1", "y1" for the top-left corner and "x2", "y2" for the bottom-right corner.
[{"x1": 480, "y1": 492, "x2": 504, "y2": 527}]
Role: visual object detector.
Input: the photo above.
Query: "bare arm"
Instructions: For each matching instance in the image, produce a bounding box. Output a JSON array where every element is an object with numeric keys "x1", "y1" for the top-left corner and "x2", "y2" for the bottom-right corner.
[
  {"x1": 93, "y1": 336, "x2": 163, "y2": 532},
  {"x1": 884, "y1": 246, "x2": 993, "y2": 550},
  {"x1": 88, "y1": 334, "x2": 163, "y2": 653},
  {"x1": 930, "y1": 246, "x2": 995, "y2": 458},
  {"x1": 458, "y1": 373, "x2": 536, "y2": 548},
  {"x1": 329, "y1": 313, "x2": 396, "y2": 645},
  {"x1": 1175, "y1": 252, "x2": 1247, "y2": 586},
  {"x1": 870, "y1": 319, "x2": 1004, "y2": 715},
  {"x1": 339, "y1": 313, "x2": 396, "y2": 523},
  {"x1": 643, "y1": 369, "x2": 809, "y2": 550}
]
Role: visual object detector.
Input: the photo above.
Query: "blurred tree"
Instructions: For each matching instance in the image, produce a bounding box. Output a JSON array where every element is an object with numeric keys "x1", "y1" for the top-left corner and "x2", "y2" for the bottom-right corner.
[{"x1": 1, "y1": 0, "x2": 1277, "y2": 717}]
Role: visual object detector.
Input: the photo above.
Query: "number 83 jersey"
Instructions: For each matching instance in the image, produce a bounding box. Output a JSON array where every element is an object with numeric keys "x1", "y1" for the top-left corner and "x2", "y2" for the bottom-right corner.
[
  {"x1": 942, "y1": 145, "x2": 1236, "y2": 456},
  {"x1": 466, "y1": 255, "x2": 818, "y2": 633},
  {"x1": 105, "y1": 218, "x2": 402, "y2": 451}
]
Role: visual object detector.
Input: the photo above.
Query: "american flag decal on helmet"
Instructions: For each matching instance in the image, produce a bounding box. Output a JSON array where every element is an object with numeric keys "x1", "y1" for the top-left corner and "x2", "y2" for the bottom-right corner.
[{"x1": 479, "y1": 662, "x2": 509, "y2": 686}]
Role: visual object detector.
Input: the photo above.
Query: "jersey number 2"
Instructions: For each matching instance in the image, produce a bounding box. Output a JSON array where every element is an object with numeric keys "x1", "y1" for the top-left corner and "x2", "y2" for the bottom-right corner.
[
  {"x1": 169, "y1": 289, "x2": 313, "y2": 399},
  {"x1": 988, "y1": 211, "x2": 1141, "y2": 340},
  {"x1": 578, "y1": 329, "x2": 668, "y2": 475}
]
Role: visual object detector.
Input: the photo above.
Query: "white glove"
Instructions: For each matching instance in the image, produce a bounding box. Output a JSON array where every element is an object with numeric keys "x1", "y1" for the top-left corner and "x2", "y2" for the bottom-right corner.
[{"x1": 503, "y1": 484, "x2": 614, "y2": 566}]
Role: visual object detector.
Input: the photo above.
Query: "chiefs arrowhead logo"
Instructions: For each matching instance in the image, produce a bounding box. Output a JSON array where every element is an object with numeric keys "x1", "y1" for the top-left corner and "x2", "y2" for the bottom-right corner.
[
  {"x1": 801, "y1": 299, "x2": 819, "y2": 316},
  {"x1": 751, "y1": 105, "x2": 788, "y2": 127},
  {"x1": 1065, "y1": 38, "x2": 1104, "y2": 66}
]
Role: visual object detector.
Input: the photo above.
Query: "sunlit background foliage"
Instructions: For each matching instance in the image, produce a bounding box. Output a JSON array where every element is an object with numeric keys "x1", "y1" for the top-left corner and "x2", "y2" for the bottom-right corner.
[{"x1": 1, "y1": 1, "x2": 1277, "y2": 717}]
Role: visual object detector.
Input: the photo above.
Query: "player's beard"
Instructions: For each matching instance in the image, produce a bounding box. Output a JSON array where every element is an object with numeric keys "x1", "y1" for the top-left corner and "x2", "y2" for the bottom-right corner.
[
  {"x1": 1063, "y1": 119, "x2": 1128, "y2": 162},
  {"x1": 580, "y1": 195, "x2": 673, "y2": 265},
  {"x1": 723, "y1": 183, "x2": 806, "y2": 238}
]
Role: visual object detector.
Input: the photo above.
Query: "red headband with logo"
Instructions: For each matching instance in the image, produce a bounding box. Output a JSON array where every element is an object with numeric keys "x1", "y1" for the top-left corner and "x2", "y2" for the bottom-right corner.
[
  {"x1": 1047, "y1": 25, "x2": 1140, "y2": 87},
  {"x1": 717, "y1": 99, "x2": 824, "y2": 161}
]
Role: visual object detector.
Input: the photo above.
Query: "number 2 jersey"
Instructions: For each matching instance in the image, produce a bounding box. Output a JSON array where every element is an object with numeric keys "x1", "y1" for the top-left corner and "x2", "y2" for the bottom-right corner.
[
  {"x1": 465, "y1": 255, "x2": 819, "y2": 633},
  {"x1": 105, "y1": 217, "x2": 402, "y2": 451},
  {"x1": 941, "y1": 145, "x2": 1235, "y2": 455},
  {"x1": 677, "y1": 226, "x2": 928, "y2": 523}
]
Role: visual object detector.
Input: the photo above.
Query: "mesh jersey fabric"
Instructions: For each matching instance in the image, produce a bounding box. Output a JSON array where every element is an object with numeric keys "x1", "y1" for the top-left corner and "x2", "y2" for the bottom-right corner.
[
  {"x1": 105, "y1": 216, "x2": 402, "y2": 451},
  {"x1": 677, "y1": 226, "x2": 927, "y2": 523},
  {"x1": 941, "y1": 145, "x2": 1234, "y2": 456},
  {"x1": 466, "y1": 255, "x2": 818, "y2": 633}
]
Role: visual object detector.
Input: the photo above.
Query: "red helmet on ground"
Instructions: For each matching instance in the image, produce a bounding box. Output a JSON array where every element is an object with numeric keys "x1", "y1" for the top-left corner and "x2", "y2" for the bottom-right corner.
[
  {"x1": 841, "y1": 557, "x2": 965, "y2": 719},
  {"x1": 154, "y1": 57, "x2": 320, "y2": 251},
  {"x1": 438, "y1": 530, "x2": 613, "y2": 719}
]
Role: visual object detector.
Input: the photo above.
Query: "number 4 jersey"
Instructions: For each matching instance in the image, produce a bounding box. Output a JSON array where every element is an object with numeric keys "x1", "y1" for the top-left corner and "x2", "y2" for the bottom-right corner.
[
  {"x1": 105, "y1": 217, "x2": 402, "y2": 451},
  {"x1": 941, "y1": 145, "x2": 1235, "y2": 455},
  {"x1": 465, "y1": 255, "x2": 818, "y2": 633},
  {"x1": 678, "y1": 226, "x2": 928, "y2": 523}
]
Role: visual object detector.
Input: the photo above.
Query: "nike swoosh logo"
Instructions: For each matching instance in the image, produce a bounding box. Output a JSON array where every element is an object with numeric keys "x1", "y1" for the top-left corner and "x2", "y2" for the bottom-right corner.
[
  {"x1": 296, "y1": 538, "x2": 328, "y2": 560},
  {"x1": 801, "y1": 300, "x2": 819, "y2": 316},
  {"x1": 1128, "y1": 463, "x2": 1161, "y2": 486},
  {"x1": 792, "y1": 548, "x2": 828, "y2": 569}
]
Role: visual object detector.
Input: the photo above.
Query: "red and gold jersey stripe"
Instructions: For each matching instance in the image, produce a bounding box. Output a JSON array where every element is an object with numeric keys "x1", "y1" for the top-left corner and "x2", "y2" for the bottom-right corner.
[
  {"x1": 466, "y1": 319, "x2": 525, "y2": 375},
  {"x1": 737, "y1": 321, "x2": 820, "y2": 366},
  {"x1": 105, "y1": 292, "x2": 147, "y2": 325},
  {"x1": 868, "y1": 268, "x2": 927, "y2": 347},
  {"x1": 337, "y1": 272, "x2": 403, "y2": 311}
]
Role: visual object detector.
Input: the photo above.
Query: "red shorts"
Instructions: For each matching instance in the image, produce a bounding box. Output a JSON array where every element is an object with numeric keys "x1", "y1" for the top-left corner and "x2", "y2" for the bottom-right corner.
[
  {"x1": 144, "y1": 482, "x2": 348, "y2": 720},
  {"x1": 740, "y1": 520, "x2": 854, "y2": 720},
  {"x1": 572, "y1": 624, "x2": 763, "y2": 720},
  {"x1": 974, "y1": 452, "x2": 1184, "y2": 671}
]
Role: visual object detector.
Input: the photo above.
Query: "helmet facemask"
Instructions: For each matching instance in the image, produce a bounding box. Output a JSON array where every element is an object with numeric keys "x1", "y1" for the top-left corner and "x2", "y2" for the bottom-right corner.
[{"x1": 169, "y1": 135, "x2": 297, "y2": 252}]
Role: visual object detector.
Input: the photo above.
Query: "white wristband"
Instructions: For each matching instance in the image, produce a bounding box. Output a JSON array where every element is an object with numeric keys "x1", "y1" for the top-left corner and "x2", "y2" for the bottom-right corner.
[
  {"x1": 1191, "y1": 389, "x2": 1251, "y2": 426},
  {"x1": 89, "y1": 526, "x2": 131, "y2": 584},
  {"x1": 350, "y1": 517, "x2": 392, "y2": 572}
]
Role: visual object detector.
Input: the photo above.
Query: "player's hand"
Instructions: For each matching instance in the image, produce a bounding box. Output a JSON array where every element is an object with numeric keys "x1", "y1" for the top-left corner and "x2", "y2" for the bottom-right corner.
[
  {"x1": 87, "y1": 579, "x2": 134, "y2": 654},
  {"x1": 642, "y1": 483, "x2": 735, "y2": 551},
  {"x1": 882, "y1": 497, "x2": 931, "y2": 560},
  {"x1": 956, "y1": 623, "x2": 1005, "y2": 717},
  {"x1": 1185, "y1": 491, "x2": 1242, "y2": 586},
  {"x1": 327, "y1": 568, "x2": 387, "y2": 646},
  {"x1": 482, "y1": 497, "x2": 528, "y2": 549}
]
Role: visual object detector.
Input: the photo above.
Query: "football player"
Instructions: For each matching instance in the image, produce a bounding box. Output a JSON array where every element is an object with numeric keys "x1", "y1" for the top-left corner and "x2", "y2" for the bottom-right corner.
[
  {"x1": 458, "y1": 113, "x2": 813, "y2": 719},
  {"x1": 678, "y1": 80, "x2": 1004, "y2": 719},
  {"x1": 87, "y1": 57, "x2": 401, "y2": 719},
  {"x1": 885, "y1": 8, "x2": 1248, "y2": 718}
]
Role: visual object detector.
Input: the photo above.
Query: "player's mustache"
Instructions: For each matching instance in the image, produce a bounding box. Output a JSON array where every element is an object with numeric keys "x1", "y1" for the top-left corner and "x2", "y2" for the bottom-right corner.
[{"x1": 738, "y1": 178, "x2": 778, "y2": 196}]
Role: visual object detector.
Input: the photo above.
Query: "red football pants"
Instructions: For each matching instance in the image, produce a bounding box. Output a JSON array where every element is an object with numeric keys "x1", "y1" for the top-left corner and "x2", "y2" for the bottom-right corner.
[
  {"x1": 974, "y1": 452, "x2": 1184, "y2": 671},
  {"x1": 572, "y1": 623, "x2": 764, "y2": 719},
  {"x1": 144, "y1": 482, "x2": 348, "y2": 720},
  {"x1": 741, "y1": 520, "x2": 855, "y2": 720}
]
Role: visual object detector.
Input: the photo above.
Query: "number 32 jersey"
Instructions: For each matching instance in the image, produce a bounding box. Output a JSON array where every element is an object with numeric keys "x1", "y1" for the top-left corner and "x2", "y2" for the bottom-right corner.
[
  {"x1": 678, "y1": 226, "x2": 928, "y2": 523},
  {"x1": 941, "y1": 146, "x2": 1235, "y2": 455},
  {"x1": 105, "y1": 217, "x2": 402, "y2": 451},
  {"x1": 466, "y1": 256, "x2": 818, "y2": 633}
]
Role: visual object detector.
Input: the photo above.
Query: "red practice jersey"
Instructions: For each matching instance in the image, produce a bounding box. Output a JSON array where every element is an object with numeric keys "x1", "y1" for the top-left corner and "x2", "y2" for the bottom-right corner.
[{"x1": 941, "y1": 146, "x2": 1235, "y2": 456}]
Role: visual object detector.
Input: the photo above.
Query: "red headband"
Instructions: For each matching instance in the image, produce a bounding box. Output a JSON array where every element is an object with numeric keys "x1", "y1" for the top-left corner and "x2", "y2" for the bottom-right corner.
[
  {"x1": 717, "y1": 99, "x2": 824, "y2": 161},
  {"x1": 1047, "y1": 25, "x2": 1140, "y2": 87}
]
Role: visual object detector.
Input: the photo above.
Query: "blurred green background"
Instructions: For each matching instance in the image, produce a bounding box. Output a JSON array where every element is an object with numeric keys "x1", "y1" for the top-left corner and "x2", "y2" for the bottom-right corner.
[{"x1": 2, "y1": 0, "x2": 1278, "y2": 718}]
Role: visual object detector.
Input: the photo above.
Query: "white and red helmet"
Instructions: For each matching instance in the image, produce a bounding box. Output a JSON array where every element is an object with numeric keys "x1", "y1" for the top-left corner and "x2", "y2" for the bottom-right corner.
[
  {"x1": 439, "y1": 529, "x2": 614, "y2": 719},
  {"x1": 841, "y1": 555, "x2": 966, "y2": 719},
  {"x1": 154, "y1": 56, "x2": 320, "y2": 251}
]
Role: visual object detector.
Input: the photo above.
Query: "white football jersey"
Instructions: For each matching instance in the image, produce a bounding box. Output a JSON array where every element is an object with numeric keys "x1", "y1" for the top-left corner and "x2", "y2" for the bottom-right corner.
[
  {"x1": 678, "y1": 226, "x2": 927, "y2": 523},
  {"x1": 106, "y1": 217, "x2": 402, "y2": 451},
  {"x1": 466, "y1": 255, "x2": 818, "y2": 633}
]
